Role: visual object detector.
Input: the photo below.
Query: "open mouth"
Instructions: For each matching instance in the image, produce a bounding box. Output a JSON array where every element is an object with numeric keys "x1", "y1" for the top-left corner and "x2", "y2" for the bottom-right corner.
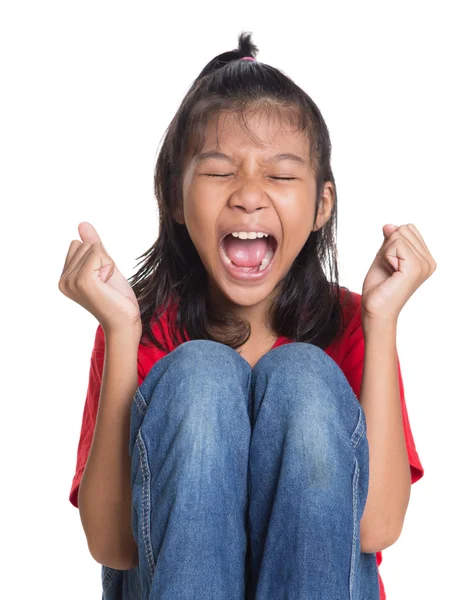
[{"x1": 219, "y1": 233, "x2": 278, "y2": 274}]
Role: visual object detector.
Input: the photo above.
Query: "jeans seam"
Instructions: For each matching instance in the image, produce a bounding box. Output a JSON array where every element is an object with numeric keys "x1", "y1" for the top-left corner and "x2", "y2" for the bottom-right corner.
[
  {"x1": 334, "y1": 367, "x2": 366, "y2": 452},
  {"x1": 101, "y1": 564, "x2": 118, "y2": 592},
  {"x1": 136, "y1": 431, "x2": 156, "y2": 579},
  {"x1": 134, "y1": 388, "x2": 148, "y2": 417},
  {"x1": 349, "y1": 456, "x2": 360, "y2": 600},
  {"x1": 350, "y1": 405, "x2": 365, "y2": 450}
]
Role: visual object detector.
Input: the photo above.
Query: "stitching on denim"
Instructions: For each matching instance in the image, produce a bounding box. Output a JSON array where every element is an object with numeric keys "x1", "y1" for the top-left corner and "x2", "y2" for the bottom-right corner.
[
  {"x1": 350, "y1": 406, "x2": 365, "y2": 450},
  {"x1": 349, "y1": 457, "x2": 360, "y2": 600},
  {"x1": 136, "y1": 431, "x2": 156, "y2": 578},
  {"x1": 134, "y1": 388, "x2": 148, "y2": 417},
  {"x1": 334, "y1": 368, "x2": 366, "y2": 452},
  {"x1": 101, "y1": 564, "x2": 117, "y2": 591}
]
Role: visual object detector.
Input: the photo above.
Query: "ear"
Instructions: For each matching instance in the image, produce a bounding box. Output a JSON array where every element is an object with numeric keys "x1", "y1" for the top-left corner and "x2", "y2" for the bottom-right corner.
[{"x1": 312, "y1": 181, "x2": 335, "y2": 232}]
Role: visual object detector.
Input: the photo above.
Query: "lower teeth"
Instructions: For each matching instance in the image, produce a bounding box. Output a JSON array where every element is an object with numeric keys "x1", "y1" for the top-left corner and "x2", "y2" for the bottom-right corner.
[{"x1": 258, "y1": 247, "x2": 274, "y2": 270}]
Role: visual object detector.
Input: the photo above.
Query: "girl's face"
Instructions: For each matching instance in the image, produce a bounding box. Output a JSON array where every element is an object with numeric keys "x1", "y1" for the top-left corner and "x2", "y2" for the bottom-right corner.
[{"x1": 178, "y1": 110, "x2": 334, "y2": 323}]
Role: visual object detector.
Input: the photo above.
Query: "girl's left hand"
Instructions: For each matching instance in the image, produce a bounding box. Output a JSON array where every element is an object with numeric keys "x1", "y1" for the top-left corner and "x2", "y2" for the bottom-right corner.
[{"x1": 361, "y1": 223, "x2": 437, "y2": 323}]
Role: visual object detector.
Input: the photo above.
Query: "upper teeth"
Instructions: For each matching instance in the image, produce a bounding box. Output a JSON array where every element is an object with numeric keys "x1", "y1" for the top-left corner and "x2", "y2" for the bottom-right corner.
[{"x1": 231, "y1": 231, "x2": 269, "y2": 239}]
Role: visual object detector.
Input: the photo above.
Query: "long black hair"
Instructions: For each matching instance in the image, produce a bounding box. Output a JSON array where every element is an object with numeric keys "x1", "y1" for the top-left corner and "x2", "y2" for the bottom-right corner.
[{"x1": 128, "y1": 31, "x2": 351, "y2": 353}]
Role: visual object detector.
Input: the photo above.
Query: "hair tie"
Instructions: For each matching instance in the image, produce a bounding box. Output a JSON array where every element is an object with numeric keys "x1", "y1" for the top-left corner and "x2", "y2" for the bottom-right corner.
[{"x1": 241, "y1": 56, "x2": 255, "y2": 62}]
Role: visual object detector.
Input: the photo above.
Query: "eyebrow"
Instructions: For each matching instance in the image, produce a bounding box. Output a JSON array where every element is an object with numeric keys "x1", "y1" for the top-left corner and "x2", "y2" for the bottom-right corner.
[{"x1": 194, "y1": 150, "x2": 307, "y2": 166}]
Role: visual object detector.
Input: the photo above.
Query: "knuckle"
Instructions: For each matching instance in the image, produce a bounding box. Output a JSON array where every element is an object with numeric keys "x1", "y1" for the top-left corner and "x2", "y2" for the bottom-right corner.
[
  {"x1": 65, "y1": 275, "x2": 76, "y2": 291},
  {"x1": 74, "y1": 275, "x2": 86, "y2": 291}
]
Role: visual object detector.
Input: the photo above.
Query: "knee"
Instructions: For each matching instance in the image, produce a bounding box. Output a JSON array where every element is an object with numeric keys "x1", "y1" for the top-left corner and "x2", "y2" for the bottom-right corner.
[
  {"x1": 170, "y1": 339, "x2": 251, "y2": 385},
  {"x1": 253, "y1": 342, "x2": 360, "y2": 440},
  {"x1": 254, "y1": 342, "x2": 344, "y2": 401},
  {"x1": 256, "y1": 341, "x2": 335, "y2": 375},
  {"x1": 137, "y1": 339, "x2": 251, "y2": 419}
]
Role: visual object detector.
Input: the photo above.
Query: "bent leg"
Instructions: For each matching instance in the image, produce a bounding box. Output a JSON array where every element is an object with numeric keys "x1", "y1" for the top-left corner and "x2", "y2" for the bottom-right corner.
[
  {"x1": 129, "y1": 340, "x2": 252, "y2": 599},
  {"x1": 247, "y1": 342, "x2": 379, "y2": 600}
]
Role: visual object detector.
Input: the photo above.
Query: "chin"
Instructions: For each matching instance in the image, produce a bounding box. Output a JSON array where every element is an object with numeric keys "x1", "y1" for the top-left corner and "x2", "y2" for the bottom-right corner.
[{"x1": 217, "y1": 279, "x2": 278, "y2": 308}]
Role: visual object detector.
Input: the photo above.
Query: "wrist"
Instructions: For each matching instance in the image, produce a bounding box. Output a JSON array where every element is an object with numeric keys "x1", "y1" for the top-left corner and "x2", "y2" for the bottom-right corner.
[
  {"x1": 362, "y1": 315, "x2": 398, "y2": 339},
  {"x1": 104, "y1": 323, "x2": 142, "y2": 345}
]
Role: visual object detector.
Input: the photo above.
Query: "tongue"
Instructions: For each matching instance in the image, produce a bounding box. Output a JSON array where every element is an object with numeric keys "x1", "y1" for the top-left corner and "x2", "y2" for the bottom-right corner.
[{"x1": 222, "y1": 235, "x2": 268, "y2": 267}]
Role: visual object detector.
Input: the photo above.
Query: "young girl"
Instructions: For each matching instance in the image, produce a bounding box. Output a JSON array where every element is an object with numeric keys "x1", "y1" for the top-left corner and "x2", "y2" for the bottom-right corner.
[{"x1": 60, "y1": 32, "x2": 435, "y2": 600}]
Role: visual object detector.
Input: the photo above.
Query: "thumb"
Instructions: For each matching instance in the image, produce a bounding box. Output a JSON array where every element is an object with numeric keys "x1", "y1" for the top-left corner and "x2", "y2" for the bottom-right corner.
[
  {"x1": 78, "y1": 222, "x2": 102, "y2": 246},
  {"x1": 78, "y1": 222, "x2": 114, "y2": 280},
  {"x1": 382, "y1": 223, "x2": 399, "y2": 239}
]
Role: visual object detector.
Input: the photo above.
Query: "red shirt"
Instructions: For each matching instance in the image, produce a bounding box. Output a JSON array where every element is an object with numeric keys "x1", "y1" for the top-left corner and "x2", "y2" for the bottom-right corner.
[{"x1": 69, "y1": 287, "x2": 423, "y2": 599}]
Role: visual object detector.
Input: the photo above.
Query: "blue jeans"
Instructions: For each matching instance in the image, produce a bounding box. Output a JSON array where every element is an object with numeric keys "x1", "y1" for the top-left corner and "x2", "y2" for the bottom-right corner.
[{"x1": 101, "y1": 340, "x2": 380, "y2": 599}]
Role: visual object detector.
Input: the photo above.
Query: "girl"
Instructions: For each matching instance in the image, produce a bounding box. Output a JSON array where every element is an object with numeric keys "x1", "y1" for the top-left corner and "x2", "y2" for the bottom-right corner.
[{"x1": 60, "y1": 32, "x2": 436, "y2": 600}]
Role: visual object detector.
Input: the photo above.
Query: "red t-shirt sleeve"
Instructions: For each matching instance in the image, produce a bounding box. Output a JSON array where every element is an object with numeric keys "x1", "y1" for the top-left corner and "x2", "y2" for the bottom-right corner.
[
  {"x1": 69, "y1": 324, "x2": 106, "y2": 509},
  {"x1": 340, "y1": 305, "x2": 424, "y2": 485}
]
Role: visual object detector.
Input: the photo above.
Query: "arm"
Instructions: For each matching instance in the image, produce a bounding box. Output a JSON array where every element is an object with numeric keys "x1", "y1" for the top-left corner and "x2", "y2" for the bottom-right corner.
[
  {"x1": 358, "y1": 316, "x2": 411, "y2": 553},
  {"x1": 78, "y1": 326, "x2": 140, "y2": 570}
]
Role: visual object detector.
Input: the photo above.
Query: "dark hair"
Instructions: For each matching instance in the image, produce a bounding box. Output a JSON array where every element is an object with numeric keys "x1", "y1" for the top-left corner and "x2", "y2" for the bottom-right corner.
[{"x1": 129, "y1": 31, "x2": 351, "y2": 353}]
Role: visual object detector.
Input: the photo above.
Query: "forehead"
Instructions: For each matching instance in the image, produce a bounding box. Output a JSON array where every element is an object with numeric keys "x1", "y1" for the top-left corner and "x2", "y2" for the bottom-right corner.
[{"x1": 192, "y1": 109, "x2": 311, "y2": 165}]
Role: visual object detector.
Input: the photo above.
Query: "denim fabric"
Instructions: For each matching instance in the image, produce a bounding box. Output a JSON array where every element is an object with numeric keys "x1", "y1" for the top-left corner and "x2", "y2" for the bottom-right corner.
[{"x1": 101, "y1": 340, "x2": 379, "y2": 600}]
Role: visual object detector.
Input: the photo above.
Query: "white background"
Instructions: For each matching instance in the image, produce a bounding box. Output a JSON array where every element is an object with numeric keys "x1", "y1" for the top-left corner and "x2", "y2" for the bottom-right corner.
[{"x1": 1, "y1": 1, "x2": 462, "y2": 598}]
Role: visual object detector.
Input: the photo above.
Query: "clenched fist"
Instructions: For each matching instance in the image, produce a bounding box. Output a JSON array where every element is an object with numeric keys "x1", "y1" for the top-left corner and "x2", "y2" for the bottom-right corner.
[{"x1": 58, "y1": 222, "x2": 142, "y2": 335}]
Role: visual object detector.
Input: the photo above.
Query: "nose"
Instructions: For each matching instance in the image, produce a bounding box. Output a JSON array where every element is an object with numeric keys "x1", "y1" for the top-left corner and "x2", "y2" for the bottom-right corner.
[{"x1": 228, "y1": 179, "x2": 270, "y2": 213}]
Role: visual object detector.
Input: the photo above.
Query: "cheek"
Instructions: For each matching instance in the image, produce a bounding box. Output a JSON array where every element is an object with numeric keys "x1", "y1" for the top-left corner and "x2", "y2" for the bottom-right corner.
[
  {"x1": 183, "y1": 190, "x2": 209, "y2": 228},
  {"x1": 281, "y1": 211, "x2": 314, "y2": 257},
  {"x1": 287, "y1": 204, "x2": 314, "y2": 234},
  {"x1": 183, "y1": 201, "x2": 219, "y2": 253}
]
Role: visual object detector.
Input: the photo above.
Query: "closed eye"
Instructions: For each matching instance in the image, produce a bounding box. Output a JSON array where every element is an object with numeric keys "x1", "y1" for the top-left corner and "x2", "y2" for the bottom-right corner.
[{"x1": 204, "y1": 174, "x2": 297, "y2": 181}]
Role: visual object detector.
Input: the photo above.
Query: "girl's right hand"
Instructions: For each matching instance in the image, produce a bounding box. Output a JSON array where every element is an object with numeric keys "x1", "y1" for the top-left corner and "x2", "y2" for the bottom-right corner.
[{"x1": 58, "y1": 222, "x2": 142, "y2": 335}]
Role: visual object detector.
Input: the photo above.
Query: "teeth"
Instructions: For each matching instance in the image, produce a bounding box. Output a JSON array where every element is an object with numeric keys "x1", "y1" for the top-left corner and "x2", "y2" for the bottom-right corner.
[
  {"x1": 258, "y1": 247, "x2": 274, "y2": 271},
  {"x1": 220, "y1": 243, "x2": 233, "y2": 265},
  {"x1": 231, "y1": 231, "x2": 269, "y2": 239}
]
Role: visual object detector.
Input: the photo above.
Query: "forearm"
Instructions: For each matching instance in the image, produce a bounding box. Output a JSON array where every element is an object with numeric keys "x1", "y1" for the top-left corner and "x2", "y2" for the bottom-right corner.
[
  {"x1": 358, "y1": 315, "x2": 411, "y2": 553},
  {"x1": 78, "y1": 327, "x2": 140, "y2": 569}
]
